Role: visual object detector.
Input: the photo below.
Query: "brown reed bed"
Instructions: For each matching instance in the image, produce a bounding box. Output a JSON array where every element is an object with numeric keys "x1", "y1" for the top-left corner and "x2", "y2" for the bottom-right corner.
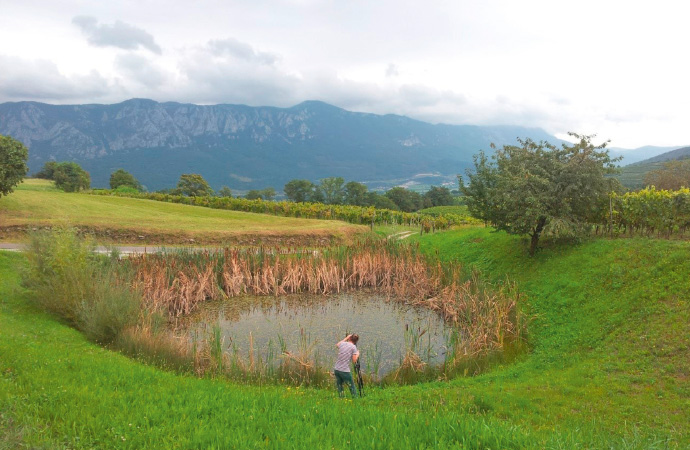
[{"x1": 116, "y1": 238, "x2": 526, "y2": 383}]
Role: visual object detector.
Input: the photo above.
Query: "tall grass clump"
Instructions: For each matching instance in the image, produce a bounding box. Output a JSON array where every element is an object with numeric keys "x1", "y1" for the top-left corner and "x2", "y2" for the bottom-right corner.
[{"x1": 21, "y1": 228, "x2": 141, "y2": 344}]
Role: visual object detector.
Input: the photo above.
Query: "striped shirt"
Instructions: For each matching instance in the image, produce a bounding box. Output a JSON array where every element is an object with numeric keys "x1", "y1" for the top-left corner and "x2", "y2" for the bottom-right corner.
[{"x1": 334, "y1": 341, "x2": 359, "y2": 372}]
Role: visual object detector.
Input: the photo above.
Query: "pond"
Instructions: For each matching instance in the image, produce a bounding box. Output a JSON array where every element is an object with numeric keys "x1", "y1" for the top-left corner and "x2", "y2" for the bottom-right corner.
[{"x1": 179, "y1": 293, "x2": 455, "y2": 377}]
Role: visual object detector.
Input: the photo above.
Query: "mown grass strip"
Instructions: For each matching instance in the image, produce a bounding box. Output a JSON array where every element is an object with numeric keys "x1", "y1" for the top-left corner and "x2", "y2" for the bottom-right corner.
[{"x1": 0, "y1": 180, "x2": 361, "y2": 243}]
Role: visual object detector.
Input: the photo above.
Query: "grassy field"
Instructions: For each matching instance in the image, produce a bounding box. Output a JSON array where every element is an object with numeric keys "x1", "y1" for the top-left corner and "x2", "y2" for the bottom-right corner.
[
  {"x1": 0, "y1": 179, "x2": 364, "y2": 244},
  {"x1": 2, "y1": 225, "x2": 688, "y2": 448}
]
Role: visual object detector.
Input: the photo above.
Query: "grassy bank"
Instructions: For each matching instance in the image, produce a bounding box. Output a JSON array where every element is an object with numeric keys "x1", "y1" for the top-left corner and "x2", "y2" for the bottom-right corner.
[
  {"x1": 1, "y1": 226, "x2": 689, "y2": 448},
  {"x1": 416, "y1": 229, "x2": 689, "y2": 443},
  {"x1": 0, "y1": 179, "x2": 363, "y2": 244}
]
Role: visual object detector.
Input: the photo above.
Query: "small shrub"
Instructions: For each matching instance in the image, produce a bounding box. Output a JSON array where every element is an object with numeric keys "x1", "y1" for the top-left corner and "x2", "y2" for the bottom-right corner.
[
  {"x1": 77, "y1": 271, "x2": 141, "y2": 344},
  {"x1": 22, "y1": 228, "x2": 141, "y2": 344}
]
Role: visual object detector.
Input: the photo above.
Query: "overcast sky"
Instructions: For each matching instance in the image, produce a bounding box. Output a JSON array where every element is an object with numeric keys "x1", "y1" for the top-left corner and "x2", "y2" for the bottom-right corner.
[{"x1": 0, "y1": 0, "x2": 686, "y2": 148}]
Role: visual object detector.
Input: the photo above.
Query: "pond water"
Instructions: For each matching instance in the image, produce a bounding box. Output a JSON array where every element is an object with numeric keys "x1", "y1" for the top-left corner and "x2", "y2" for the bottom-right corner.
[{"x1": 180, "y1": 293, "x2": 454, "y2": 377}]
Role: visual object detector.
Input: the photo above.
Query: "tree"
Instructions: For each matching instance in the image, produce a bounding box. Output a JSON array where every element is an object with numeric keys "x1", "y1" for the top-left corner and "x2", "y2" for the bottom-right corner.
[
  {"x1": 53, "y1": 162, "x2": 91, "y2": 192},
  {"x1": 0, "y1": 135, "x2": 29, "y2": 198},
  {"x1": 109, "y1": 169, "x2": 142, "y2": 191},
  {"x1": 246, "y1": 190, "x2": 262, "y2": 200},
  {"x1": 34, "y1": 161, "x2": 59, "y2": 180},
  {"x1": 367, "y1": 192, "x2": 399, "y2": 210},
  {"x1": 217, "y1": 186, "x2": 233, "y2": 197},
  {"x1": 461, "y1": 133, "x2": 620, "y2": 255},
  {"x1": 260, "y1": 187, "x2": 276, "y2": 201},
  {"x1": 176, "y1": 174, "x2": 213, "y2": 197},
  {"x1": 385, "y1": 187, "x2": 424, "y2": 212},
  {"x1": 424, "y1": 186, "x2": 454, "y2": 207},
  {"x1": 284, "y1": 179, "x2": 315, "y2": 202},
  {"x1": 319, "y1": 177, "x2": 345, "y2": 205},
  {"x1": 344, "y1": 181, "x2": 369, "y2": 206},
  {"x1": 245, "y1": 187, "x2": 276, "y2": 200},
  {"x1": 644, "y1": 159, "x2": 690, "y2": 190},
  {"x1": 458, "y1": 152, "x2": 498, "y2": 226}
]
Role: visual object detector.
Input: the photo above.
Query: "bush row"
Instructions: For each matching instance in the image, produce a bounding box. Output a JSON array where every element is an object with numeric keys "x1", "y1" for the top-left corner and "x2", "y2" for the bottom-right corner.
[{"x1": 91, "y1": 190, "x2": 480, "y2": 230}]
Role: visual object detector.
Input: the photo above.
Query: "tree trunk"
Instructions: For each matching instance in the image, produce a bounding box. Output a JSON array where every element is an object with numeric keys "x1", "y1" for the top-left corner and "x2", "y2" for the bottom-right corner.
[{"x1": 529, "y1": 217, "x2": 547, "y2": 256}]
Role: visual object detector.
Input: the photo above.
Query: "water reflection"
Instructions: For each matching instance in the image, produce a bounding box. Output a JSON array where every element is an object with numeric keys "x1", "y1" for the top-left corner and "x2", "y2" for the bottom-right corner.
[{"x1": 180, "y1": 293, "x2": 453, "y2": 376}]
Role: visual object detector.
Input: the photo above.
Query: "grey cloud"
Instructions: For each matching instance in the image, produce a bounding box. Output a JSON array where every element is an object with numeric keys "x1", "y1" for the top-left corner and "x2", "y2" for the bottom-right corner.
[
  {"x1": 0, "y1": 55, "x2": 110, "y2": 102},
  {"x1": 72, "y1": 15, "x2": 162, "y2": 54},
  {"x1": 208, "y1": 38, "x2": 278, "y2": 65},
  {"x1": 115, "y1": 54, "x2": 168, "y2": 88}
]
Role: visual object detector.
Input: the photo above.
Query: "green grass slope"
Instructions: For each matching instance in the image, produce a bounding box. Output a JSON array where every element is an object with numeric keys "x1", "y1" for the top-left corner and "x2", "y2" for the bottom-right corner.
[
  {"x1": 0, "y1": 179, "x2": 362, "y2": 244},
  {"x1": 1, "y1": 228, "x2": 689, "y2": 448},
  {"x1": 417, "y1": 229, "x2": 689, "y2": 442}
]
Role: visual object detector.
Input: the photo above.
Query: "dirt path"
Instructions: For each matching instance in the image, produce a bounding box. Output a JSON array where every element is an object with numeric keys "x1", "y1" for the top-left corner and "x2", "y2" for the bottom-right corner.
[
  {"x1": 1, "y1": 243, "x2": 169, "y2": 255},
  {"x1": 387, "y1": 231, "x2": 416, "y2": 240}
]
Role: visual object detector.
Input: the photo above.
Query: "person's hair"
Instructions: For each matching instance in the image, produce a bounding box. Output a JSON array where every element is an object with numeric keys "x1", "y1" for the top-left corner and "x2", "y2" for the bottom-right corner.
[{"x1": 349, "y1": 334, "x2": 359, "y2": 345}]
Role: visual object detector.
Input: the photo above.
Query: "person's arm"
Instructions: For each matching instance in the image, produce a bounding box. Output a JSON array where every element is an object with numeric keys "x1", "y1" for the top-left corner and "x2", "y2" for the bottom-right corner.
[
  {"x1": 336, "y1": 334, "x2": 352, "y2": 348},
  {"x1": 352, "y1": 349, "x2": 359, "y2": 364}
]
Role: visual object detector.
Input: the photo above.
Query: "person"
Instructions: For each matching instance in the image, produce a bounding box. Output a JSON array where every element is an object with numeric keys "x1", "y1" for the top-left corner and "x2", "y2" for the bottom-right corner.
[{"x1": 334, "y1": 334, "x2": 359, "y2": 398}]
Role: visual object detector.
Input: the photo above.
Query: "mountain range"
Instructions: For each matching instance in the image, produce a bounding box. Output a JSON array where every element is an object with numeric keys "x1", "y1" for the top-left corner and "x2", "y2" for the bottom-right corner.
[{"x1": 0, "y1": 98, "x2": 680, "y2": 192}]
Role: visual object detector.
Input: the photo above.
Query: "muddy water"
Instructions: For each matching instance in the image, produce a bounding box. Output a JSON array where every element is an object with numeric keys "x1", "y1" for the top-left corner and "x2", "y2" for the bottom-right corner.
[{"x1": 181, "y1": 293, "x2": 453, "y2": 377}]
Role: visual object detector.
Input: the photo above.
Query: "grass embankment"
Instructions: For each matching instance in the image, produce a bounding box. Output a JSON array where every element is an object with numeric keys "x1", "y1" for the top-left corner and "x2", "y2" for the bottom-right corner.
[
  {"x1": 0, "y1": 179, "x2": 363, "y2": 245},
  {"x1": 1, "y1": 229, "x2": 689, "y2": 448}
]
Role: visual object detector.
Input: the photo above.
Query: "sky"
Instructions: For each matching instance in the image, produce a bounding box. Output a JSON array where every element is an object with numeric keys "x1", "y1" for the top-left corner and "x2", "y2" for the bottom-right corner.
[{"x1": 0, "y1": 0, "x2": 687, "y2": 149}]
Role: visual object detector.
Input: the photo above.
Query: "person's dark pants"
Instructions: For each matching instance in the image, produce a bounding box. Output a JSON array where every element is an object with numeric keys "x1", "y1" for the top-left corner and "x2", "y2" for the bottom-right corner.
[{"x1": 334, "y1": 370, "x2": 357, "y2": 398}]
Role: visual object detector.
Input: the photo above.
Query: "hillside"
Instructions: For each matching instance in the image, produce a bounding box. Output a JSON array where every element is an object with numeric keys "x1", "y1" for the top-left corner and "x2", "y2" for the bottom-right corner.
[
  {"x1": 1, "y1": 228, "x2": 688, "y2": 447},
  {"x1": 0, "y1": 99, "x2": 557, "y2": 192},
  {"x1": 617, "y1": 146, "x2": 690, "y2": 189},
  {"x1": 0, "y1": 179, "x2": 362, "y2": 245}
]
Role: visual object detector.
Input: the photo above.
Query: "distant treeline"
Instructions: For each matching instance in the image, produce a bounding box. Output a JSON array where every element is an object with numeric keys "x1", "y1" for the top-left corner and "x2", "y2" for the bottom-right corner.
[{"x1": 91, "y1": 190, "x2": 479, "y2": 231}]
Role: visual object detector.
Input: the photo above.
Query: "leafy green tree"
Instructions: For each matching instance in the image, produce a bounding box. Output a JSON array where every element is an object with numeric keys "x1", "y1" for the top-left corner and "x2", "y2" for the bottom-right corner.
[
  {"x1": 458, "y1": 152, "x2": 497, "y2": 226},
  {"x1": 644, "y1": 159, "x2": 690, "y2": 190},
  {"x1": 34, "y1": 161, "x2": 59, "y2": 180},
  {"x1": 0, "y1": 135, "x2": 29, "y2": 198},
  {"x1": 260, "y1": 187, "x2": 276, "y2": 201},
  {"x1": 53, "y1": 162, "x2": 91, "y2": 192},
  {"x1": 367, "y1": 192, "x2": 399, "y2": 210},
  {"x1": 319, "y1": 177, "x2": 345, "y2": 205},
  {"x1": 217, "y1": 186, "x2": 233, "y2": 197},
  {"x1": 385, "y1": 187, "x2": 424, "y2": 212},
  {"x1": 109, "y1": 169, "x2": 142, "y2": 191},
  {"x1": 309, "y1": 187, "x2": 325, "y2": 203},
  {"x1": 345, "y1": 181, "x2": 369, "y2": 206},
  {"x1": 423, "y1": 186, "x2": 454, "y2": 207},
  {"x1": 246, "y1": 190, "x2": 262, "y2": 200},
  {"x1": 461, "y1": 133, "x2": 619, "y2": 255},
  {"x1": 245, "y1": 188, "x2": 275, "y2": 200},
  {"x1": 284, "y1": 179, "x2": 315, "y2": 202},
  {"x1": 176, "y1": 174, "x2": 214, "y2": 197}
]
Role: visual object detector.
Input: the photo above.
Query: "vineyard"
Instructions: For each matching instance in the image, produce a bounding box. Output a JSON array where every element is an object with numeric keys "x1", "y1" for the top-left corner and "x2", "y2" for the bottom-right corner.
[
  {"x1": 91, "y1": 190, "x2": 480, "y2": 231},
  {"x1": 604, "y1": 187, "x2": 690, "y2": 237}
]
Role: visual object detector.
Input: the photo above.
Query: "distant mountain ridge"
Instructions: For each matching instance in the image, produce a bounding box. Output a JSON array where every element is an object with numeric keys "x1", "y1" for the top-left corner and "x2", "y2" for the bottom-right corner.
[
  {"x1": 0, "y1": 98, "x2": 663, "y2": 191},
  {"x1": 629, "y1": 146, "x2": 690, "y2": 165}
]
